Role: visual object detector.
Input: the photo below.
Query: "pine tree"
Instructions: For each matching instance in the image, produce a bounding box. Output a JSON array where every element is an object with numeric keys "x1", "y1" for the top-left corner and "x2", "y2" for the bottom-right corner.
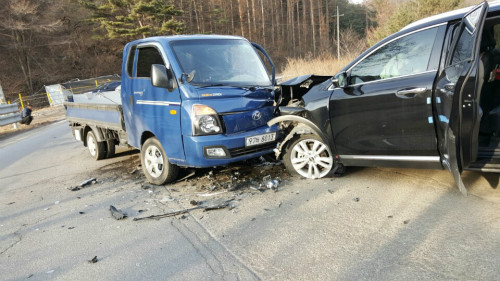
[{"x1": 80, "y1": 0, "x2": 183, "y2": 39}]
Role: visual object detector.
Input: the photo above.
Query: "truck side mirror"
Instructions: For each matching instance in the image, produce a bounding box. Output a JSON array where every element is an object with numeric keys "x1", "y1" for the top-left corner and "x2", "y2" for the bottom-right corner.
[{"x1": 151, "y1": 64, "x2": 177, "y2": 92}]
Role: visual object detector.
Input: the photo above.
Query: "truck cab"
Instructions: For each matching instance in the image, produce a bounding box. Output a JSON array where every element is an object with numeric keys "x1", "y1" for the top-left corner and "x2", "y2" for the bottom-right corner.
[{"x1": 121, "y1": 35, "x2": 279, "y2": 184}]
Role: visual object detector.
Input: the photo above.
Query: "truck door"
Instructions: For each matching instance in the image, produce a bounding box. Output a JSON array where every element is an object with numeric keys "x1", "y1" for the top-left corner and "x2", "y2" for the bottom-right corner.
[
  {"x1": 434, "y1": 2, "x2": 488, "y2": 195},
  {"x1": 128, "y1": 43, "x2": 184, "y2": 161}
]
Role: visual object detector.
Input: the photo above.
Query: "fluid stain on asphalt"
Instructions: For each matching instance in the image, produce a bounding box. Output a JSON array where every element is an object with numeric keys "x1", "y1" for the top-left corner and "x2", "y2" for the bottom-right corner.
[{"x1": 94, "y1": 155, "x2": 290, "y2": 193}]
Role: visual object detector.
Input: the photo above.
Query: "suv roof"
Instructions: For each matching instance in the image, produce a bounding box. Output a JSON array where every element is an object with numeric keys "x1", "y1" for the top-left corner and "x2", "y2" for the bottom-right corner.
[{"x1": 402, "y1": 1, "x2": 500, "y2": 32}]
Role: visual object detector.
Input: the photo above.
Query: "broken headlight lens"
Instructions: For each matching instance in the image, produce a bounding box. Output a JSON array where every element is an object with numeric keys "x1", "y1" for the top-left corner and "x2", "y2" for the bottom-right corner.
[{"x1": 193, "y1": 104, "x2": 223, "y2": 135}]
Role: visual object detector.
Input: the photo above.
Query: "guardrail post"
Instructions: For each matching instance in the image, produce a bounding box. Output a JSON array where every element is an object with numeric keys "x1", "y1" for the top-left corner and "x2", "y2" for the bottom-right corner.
[
  {"x1": 19, "y1": 93, "x2": 24, "y2": 109},
  {"x1": 46, "y1": 92, "x2": 53, "y2": 106}
]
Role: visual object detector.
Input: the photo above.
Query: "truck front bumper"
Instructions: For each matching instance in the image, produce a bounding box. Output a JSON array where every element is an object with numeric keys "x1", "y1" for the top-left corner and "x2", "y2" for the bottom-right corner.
[{"x1": 178, "y1": 124, "x2": 281, "y2": 167}]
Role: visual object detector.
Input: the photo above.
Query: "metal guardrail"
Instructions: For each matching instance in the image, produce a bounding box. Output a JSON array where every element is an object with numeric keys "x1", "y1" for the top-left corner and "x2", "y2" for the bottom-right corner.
[{"x1": 0, "y1": 103, "x2": 21, "y2": 127}]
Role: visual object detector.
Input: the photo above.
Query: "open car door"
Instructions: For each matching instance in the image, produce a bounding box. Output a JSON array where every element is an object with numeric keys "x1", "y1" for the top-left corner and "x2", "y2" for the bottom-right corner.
[{"x1": 434, "y1": 2, "x2": 488, "y2": 195}]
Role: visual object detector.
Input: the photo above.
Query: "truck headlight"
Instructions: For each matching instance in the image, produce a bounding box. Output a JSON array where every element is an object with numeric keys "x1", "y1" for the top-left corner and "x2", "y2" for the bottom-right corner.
[{"x1": 193, "y1": 104, "x2": 223, "y2": 135}]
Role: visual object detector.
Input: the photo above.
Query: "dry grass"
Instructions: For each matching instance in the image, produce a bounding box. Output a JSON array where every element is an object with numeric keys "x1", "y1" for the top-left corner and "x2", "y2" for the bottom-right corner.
[{"x1": 279, "y1": 53, "x2": 356, "y2": 82}]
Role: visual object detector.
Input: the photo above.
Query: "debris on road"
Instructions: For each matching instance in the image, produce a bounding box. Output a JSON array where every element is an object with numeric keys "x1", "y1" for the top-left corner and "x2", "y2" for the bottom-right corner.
[
  {"x1": 404, "y1": 219, "x2": 410, "y2": 224},
  {"x1": 173, "y1": 157, "x2": 290, "y2": 194},
  {"x1": 133, "y1": 198, "x2": 234, "y2": 221},
  {"x1": 80, "y1": 178, "x2": 97, "y2": 187},
  {"x1": 141, "y1": 183, "x2": 162, "y2": 190},
  {"x1": 196, "y1": 190, "x2": 228, "y2": 197},
  {"x1": 176, "y1": 170, "x2": 196, "y2": 182},
  {"x1": 88, "y1": 256, "x2": 99, "y2": 263},
  {"x1": 129, "y1": 165, "x2": 141, "y2": 174},
  {"x1": 353, "y1": 197, "x2": 360, "y2": 202},
  {"x1": 109, "y1": 205, "x2": 127, "y2": 220},
  {"x1": 263, "y1": 176, "x2": 279, "y2": 191},
  {"x1": 68, "y1": 178, "x2": 97, "y2": 191}
]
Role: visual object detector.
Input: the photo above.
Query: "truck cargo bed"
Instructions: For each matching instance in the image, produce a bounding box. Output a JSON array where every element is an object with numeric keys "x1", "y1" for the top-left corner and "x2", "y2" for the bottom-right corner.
[{"x1": 64, "y1": 102, "x2": 125, "y2": 131}]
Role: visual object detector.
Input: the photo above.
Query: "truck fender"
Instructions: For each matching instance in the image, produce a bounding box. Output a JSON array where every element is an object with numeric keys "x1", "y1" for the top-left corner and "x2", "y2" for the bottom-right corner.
[
  {"x1": 84, "y1": 125, "x2": 105, "y2": 146},
  {"x1": 267, "y1": 115, "x2": 329, "y2": 158}
]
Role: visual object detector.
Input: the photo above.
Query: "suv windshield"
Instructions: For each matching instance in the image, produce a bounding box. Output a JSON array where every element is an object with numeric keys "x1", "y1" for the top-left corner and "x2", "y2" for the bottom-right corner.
[{"x1": 170, "y1": 39, "x2": 271, "y2": 87}]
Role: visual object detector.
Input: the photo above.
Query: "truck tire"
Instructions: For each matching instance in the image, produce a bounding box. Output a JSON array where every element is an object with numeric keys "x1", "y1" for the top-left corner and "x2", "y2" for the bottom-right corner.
[
  {"x1": 141, "y1": 137, "x2": 179, "y2": 185},
  {"x1": 283, "y1": 134, "x2": 333, "y2": 179},
  {"x1": 87, "y1": 130, "x2": 106, "y2": 160},
  {"x1": 105, "y1": 139, "x2": 115, "y2": 159}
]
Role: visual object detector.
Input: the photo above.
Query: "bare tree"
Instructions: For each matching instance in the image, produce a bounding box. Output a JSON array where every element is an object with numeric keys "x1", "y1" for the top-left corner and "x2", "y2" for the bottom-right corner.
[{"x1": 0, "y1": 0, "x2": 62, "y2": 94}]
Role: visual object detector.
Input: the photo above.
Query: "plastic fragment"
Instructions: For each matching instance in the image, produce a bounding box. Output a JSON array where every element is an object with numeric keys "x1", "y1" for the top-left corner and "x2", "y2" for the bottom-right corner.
[
  {"x1": 266, "y1": 179, "x2": 279, "y2": 191},
  {"x1": 80, "y1": 178, "x2": 96, "y2": 187},
  {"x1": 68, "y1": 178, "x2": 97, "y2": 191},
  {"x1": 109, "y1": 205, "x2": 127, "y2": 220}
]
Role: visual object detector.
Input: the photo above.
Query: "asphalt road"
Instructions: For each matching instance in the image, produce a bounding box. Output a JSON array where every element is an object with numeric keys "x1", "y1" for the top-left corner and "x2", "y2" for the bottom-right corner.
[{"x1": 1, "y1": 122, "x2": 499, "y2": 280}]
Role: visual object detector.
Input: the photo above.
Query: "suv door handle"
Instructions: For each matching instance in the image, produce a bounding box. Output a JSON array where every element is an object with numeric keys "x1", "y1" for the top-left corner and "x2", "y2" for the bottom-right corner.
[{"x1": 395, "y1": 87, "x2": 427, "y2": 98}]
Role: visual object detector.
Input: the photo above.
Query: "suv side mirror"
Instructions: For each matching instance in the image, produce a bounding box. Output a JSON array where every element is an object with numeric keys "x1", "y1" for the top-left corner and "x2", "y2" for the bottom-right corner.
[
  {"x1": 330, "y1": 72, "x2": 348, "y2": 89},
  {"x1": 337, "y1": 72, "x2": 348, "y2": 88},
  {"x1": 151, "y1": 64, "x2": 177, "y2": 92}
]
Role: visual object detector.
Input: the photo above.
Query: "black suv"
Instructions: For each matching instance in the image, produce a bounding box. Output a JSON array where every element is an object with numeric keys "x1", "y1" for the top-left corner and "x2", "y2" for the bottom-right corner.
[{"x1": 271, "y1": 2, "x2": 499, "y2": 193}]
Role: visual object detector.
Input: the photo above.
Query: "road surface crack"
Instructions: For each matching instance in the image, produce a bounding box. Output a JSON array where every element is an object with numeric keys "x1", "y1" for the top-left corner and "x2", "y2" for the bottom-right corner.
[{"x1": 0, "y1": 230, "x2": 23, "y2": 256}]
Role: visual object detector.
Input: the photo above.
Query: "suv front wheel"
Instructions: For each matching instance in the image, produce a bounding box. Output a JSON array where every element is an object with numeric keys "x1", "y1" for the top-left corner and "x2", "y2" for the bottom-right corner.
[{"x1": 283, "y1": 134, "x2": 334, "y2": 179}]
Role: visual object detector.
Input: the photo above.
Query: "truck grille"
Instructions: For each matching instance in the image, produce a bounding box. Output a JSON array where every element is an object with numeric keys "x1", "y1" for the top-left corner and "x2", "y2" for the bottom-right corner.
[{"x1": 228, "y1": 142, "x2": 277, "y2": 157}]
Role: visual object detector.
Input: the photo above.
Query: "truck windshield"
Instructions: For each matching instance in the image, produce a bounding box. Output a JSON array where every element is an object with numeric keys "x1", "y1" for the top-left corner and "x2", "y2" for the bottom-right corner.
[{"x1": 170, "y1": 39, "x2": 271, "y2": 87}]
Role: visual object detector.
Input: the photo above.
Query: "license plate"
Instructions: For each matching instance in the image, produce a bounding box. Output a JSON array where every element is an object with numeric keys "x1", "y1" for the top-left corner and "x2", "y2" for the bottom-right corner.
[{"x1": 245, "y1": 132, "x2": 276, "y2": 147}]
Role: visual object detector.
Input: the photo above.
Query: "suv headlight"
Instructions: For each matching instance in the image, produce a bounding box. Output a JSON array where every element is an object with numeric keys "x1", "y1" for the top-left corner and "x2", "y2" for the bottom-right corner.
[{"x1": 193, "y1": 104, "x2": 223, "y2": 135}]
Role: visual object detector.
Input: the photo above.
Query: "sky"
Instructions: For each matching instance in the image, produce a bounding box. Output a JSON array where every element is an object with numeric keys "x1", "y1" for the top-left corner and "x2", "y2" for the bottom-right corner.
[{"x1": 349, "y1": 0, "x2": 364, "y2": 4}]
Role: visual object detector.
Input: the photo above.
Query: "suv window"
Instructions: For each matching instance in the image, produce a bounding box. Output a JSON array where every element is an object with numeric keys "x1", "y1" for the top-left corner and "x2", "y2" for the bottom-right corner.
[
  {"x1": 350, "y1": 27, "x2": 438, "y2": 85},
  {"x1": 136, "y1": 47, "x2": 165, "y2": 78}
]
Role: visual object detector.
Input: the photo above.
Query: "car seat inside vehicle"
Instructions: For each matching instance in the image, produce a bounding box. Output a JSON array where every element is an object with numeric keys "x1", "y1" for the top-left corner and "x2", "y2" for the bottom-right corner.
[{"x1": 475, "y1": 21, "x2": 500, "y2": 168}]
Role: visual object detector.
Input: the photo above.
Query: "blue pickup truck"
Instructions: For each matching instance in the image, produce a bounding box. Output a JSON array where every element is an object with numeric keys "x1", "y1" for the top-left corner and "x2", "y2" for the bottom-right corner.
[{"x1": 65, "y1": 35, "x2": 279, "y2": 184}]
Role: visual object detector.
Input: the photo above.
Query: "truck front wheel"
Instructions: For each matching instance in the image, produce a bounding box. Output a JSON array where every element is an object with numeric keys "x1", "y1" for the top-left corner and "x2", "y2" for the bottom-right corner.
[
  {"x1": 141, "y1": 137, "x2": 179, "y2": 185},
  {"x1": 87, "y1": 130, "x2": 106, "y2": 160}
]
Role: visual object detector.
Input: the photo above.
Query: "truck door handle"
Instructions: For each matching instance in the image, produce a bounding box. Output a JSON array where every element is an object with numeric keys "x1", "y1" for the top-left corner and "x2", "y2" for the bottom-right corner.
[{"x1": 395, "y1": 87, "x2": 427, "y2": 98}]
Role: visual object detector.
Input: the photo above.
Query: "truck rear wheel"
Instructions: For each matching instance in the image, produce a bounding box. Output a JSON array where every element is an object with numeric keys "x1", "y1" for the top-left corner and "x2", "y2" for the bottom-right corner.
[
  {"x1": 87, "y1": 130, "x2": 106, "y2": 160},
  {"x1": 105, "y1": 139, "x2": 115, "y2": 158},
  {"x1": 283, "y1": 134, "x2": 333, "y2": 179},
  {"x1": 141, "y1": 137, "x2": 179, "y2": 185}
]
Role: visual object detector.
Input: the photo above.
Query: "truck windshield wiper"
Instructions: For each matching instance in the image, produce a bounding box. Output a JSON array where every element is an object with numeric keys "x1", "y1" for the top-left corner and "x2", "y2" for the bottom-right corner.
[{"x1": 195, "y1": 83, "x2": 227, "y2": 88}]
